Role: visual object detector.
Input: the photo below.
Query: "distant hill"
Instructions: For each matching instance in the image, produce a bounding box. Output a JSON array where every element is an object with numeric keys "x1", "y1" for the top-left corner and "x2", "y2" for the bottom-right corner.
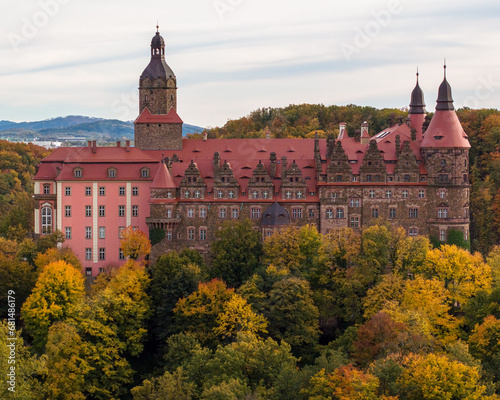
[{"x1": 0, "y1": 116, "x2": 205, "y2": 141}]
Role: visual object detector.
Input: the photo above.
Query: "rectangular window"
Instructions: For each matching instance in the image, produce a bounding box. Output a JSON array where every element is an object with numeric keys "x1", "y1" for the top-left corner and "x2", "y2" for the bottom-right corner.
[
  {"x1": 132, "y1": 187, "x2": 138, "y2": 196},
  {"x1": 99, "y1": 187, "x2": 105, "y2": 196},
  {"x1": 402, "y1": 190, "x2": 408, "y2": 198},
  {"x1": 366, "y1": 174, "x2": 372, "y2": 182},
  {"x1": 65, "y1": 227, "x2": 71, "y2": 239},
  {"x1": 65, "y1": 205, "x2": 71, "y2": 217},
  {"x1": 166, "y1": 230, "x2": 172, "y2": 241},
  {"x1": 251, "y1": 208, "x2": 261, "y2": 219},
  {"x1": 418, "y1": 190, "x2": 425, "y2": 198},
  {"x1": 219, "y1": 208, "x2": 226, "y2": 218},
  {"x1": 232, "y1": 208, "x2": 239, "y2": 219},
  {"x1": 187, "y1": 208, "x2": 194, "y2": 218},
  {"x1": 308, "y1": 208, "x2": 315, "y2": 218},
  {"x1": 119, "y1": 249, "x2": 125, "y2": 260},
  {"x1": 132, "y1": 205, "x2": 138, "y2": 217},
  {"x1": 389, "y1": 208, "x2": 396, "y2": 219},
  {"x1": 369, "y1": 190, "x2": 375, "y2": 198},
  {"x1": 228, "y1": 190, "x2": 235, "y2": 199},
  {"x1": 326, "y1": 208, "x2": 333, "y2": 219},
  {"x1": 85, "y1": 248, "x2": 92, "y2": 261},
  {"x1": 85, "y1": 226, "x2": 92, "y2": 239},
  {"x1": 292, "y1": 208, "x2": 302, "y2": 218},
  {"x1": 336, "y1": 208, "x2": 344, "y2": 219},
  {"x1": 440, "y1": 230, "x2": 446, "y2": 241},
  {"x1": 350, "y1": 199, "x2": 360, "y2": 207},
  {"x1": 409, "y1": 208, "x2": 418, "y2": 218},
  {"x1": 199, "y1": 208, "x2": 207, "y2": 218},
  {"x1": 385, "y1": 190, "x2": 392, "y2": 199},
  {"x1": 118, "y1": 226, "x2": 125, "y2": 238},
  {"x1": 438, "y1": 209, "x2": 448, "y2": 218},
  {"x1": 350, "y1": 216, "x2": 359, "y2": 228},
  {"x1": 119, "y1": 187, "x2": 125, "y2": 196},
  {"x1": 85, "y1": 186, "x2": 91, "y2": 196},
  {"x1": 99, "y1": 206, "x2": 105, "y2": 217},
  {"x1": 118, "y1": 205, "x2": 125, "y2": 217},
  {"x1": 200, "y1": 229, "x2": 207, "y2": 241},
  {"x1": 99, "y1": 248, "x2": 105, "y2": 260},
  {"x1": 99, "y1": 227, "x2": 105, "y2": 239},
  {"x1": 409, "y1": 228, "x2": 418, "y2": 237},
  {"x1": 440, "y1": 190, "x2": 446, "y2": 198},
  {"x1": 187, "y1": 229, "x2": 195, "y2": 240},
  {"x1": 65, "y1": 187, "x2": 71, "y2": 196},
  {"x1": 43, "y1": 184, "x2": 50, "y2": 194},
  {"x1": 372, "y1": 208, "x2": 379, "y2": 218}
]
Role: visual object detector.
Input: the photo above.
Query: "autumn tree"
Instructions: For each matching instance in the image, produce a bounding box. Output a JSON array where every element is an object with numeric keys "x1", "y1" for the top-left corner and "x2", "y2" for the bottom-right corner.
[
  {"x1": 210, "y1": 218, "x2": 262, "y2": 288},
  {"x1": 131, "y1": 368, "x2": 195, "y2": 400},
  {"x1": 21, "y1": 260, "x2": 85, "y2": 351},
  {"x1": 120, "y1": 226, "x2": 151, "y2": 260},
  {"x1": 468, "y1": 315, "x2": 500, "y2": 385},
  {"x1": 0, "y1": 254, "x2": 36, "y2": 316}
]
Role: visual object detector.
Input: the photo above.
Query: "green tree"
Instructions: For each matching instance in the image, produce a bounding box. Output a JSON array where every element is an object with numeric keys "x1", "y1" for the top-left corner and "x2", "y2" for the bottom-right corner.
[
  {"x1": 210, "y1": 219, "x2": 263, "y2": 288},
  {"x1": 131, "y1": 368, "x2": 195, "y2": 400},
  {"x1": 468, "y1": 315, "x2": 500, "y2": 385},
  {"x1": 0, "y1": 255, "x2": 36, "y2": 316}
]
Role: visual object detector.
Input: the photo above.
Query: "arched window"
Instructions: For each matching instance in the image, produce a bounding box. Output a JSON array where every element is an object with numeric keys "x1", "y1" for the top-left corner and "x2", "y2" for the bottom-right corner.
[{"x1": 41, "y1": 206, "x2": 52, "y2": 234}]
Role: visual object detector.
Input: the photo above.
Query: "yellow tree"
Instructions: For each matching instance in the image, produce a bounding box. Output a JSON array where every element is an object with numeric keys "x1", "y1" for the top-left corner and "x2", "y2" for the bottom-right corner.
[
  {"x1": 120, "y1": 226, "x2": 151, "y2": 260},
  {"x1": 21, "y1": 260, "x2": 84, "y2": 351}
]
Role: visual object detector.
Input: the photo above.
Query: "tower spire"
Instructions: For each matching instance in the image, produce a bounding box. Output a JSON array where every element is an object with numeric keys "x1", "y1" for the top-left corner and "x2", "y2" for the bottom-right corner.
[
  {"x1": 409, "y1": 68, "x2": 425, "y2": 114},
  {"x1": 436, "y1": 62, "x2": 454, "y2": 111}
]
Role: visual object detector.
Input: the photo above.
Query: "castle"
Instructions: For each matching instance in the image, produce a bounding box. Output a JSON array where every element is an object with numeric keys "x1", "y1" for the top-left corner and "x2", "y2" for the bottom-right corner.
[{"x1": 33, "y1": 29, "x2": 471, "y2": 276}]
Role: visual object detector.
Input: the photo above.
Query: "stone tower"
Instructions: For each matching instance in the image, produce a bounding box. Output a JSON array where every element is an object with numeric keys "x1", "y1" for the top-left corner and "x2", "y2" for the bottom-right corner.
[
  {"x1": 421, "y1": 65, "x2": 471, "y2": 243},
  {"x1": 134, "y1": 27, "x2": 183, "y2": 150}
]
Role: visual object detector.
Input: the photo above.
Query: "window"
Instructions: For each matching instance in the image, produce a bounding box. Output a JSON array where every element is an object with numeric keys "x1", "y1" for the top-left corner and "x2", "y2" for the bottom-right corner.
[
  {"x1": 184, "y1": 190, "x2": 190, "y2": 199},
  {"x1": 99, "y1": 186, "x2": 105, "y2": 196},
  {"x1": 199, "y1": 208, "x2": 207, "y2": 218},
  {"x1": 350, "y1": 198, "x2": 360, "y2": 207},
  {"x1": 418, "y1": 190, "x2": 425, "y2": 198},
  {"x1": 441, "y1": 159, "x2": 446, "y2": 167},
  {"x1": 119, "y1": 249, "x2": 125, "y2": 260},
  {"x1": 350, "y1": 216, "x2": 359, "y2": 228},
  {"x1": 73, "y1": 168, "x2": 82, "y2": 178},
  {"x1": 439, "y1": 174, "x2": 449, "y2": 183},
  {"x1": 65, "y1": 205, "x2": 71, "y2": 217},
  {"x1": 217, "y1": 190, "x2": 223, "y2": 199},
  {"x1": 85, "y1": 206, "x2": 92, "y2": 217},
  {"x1": 187, "y1": 208, "x2": 194, "y2": 218},
  {"x1": 219, "y1": 208, "x2": 227, "y2": 218},
  {"x1": 187, "y1": 229, "x2": 195, "y2": 240},
  {"x1": 369, "y1": 190, "x2": 375, "y2": 198},
  {"x1": 336, "y1": 208, "x2": 344, "y2": 219},
  {"x1": 372, "y1": 208, "x2": 379, "y2": 218},
  {"x1": 141, "y1": 168, "x2": 149, "y2": 178},
  {"x1": 132, "y1": 205, "x2": 138, "y2": 217},
  {"x1": 440, "y1": 189, "x2": 446, "y2": 199},
  {"x1": 200, "y1": 229, "x2": 207, "y2": 241},
  {"x1": 232, "y1": 208, "x2": 239, "y2": 219},
  {"x1": 65, "y1": 227, "x2": 71, "y2": 239},
  {"x1": 132, "y1": 187, "x2": 138, "y2": 196},
  {"x1": 85, "y1": 186, "x2": 91, "y2": 196},
  {"x1": 440, "y1": 230, "x2": 446, "y2": 241},
  {"x1": 263, "y1": 191, "x2": 269, "y2": 199},
  {"x1": 43, "y1": 184, "x2": 50, "y2": 194},
  {"x1": 464, "y1": 208, "x2": 469, "y2": 218},
  {"x1": 65, "y1": 187, "x2": 71, "y2": 196},
  {"x1": 252, "y1": 191, "x2": 258, "y2": 199},
  {"x1": 366, "y1": 174, "x2": 372, "y2": 182},
  {"x1": 99, "y1": 227, "x2": 105, "y2": 239},
  {"x1": 389, "y1": 208, "x2": 396, "y2": 219},
  {"x1": 228, "y1": 190, "x2": 235, "y2": 199},
  {"x1": 85, "y1": 227, "x2": 92, "y2": 239},
  {"x1": 99, "y1": 206, "x2": 105, "y2": 217},
  {"x1": 119, "y1": 187, "x2": 125, "y2": 196},
  {"x1": 194, "y1": 190, "x2": 200, "y2": 199},
  {"x1": 292, "y1": 208, "x2": 302, "y2": 218},
  {"x1": 409, "y1": 228, "x2": 418, "y2": 237},
  {"x1": 308, "y1": 208, "x2": 315, "y2": 218},
  {"x1": 85, "y1": 248, "x2": 92, "y2": 261},
  {"x1": 251, "y1": 208, "x2": 261, "y2": 219},
  {"x1": 326, "y1": 208, "x2": 333, "y2": 219},
  {"x1": 108, "y1": 168, "x2": 117, "y2": 178},
  {"x1": 118, "y1": 205, "x2": 125, "y2": 217},
  {"x1": 166, "y1": 230, "x2": 172, "y2": 241},
  {"x1": 166, "y1": 191, "x2": 172, "y2": 199},
  {"x1": 118, "y1": 226, "x2": 125, "y2": 238},
  {"x1": 331, "y1": 192, "x2": 337, "y2": 200},
  {"x1": 404, "y1": 174, "x2": 410, "y2": 182},
  {"x1": 409, "y1": 208, "x2": 418, "y2": 218},
  {"x1": 285, "y1": 191, "x2": 292, "y2": 199},
  {"x1": 385, "y1": 190, "x2": 392, "y2": 199},
  {"x1": 438, "y1": 208, "x2": 448, "y2": 218},
  {"x1": 296, "y1": 191, "x2": 303, "y2": 199},
  {"x1": 336, "y1": 174, "x2": 342, "y2": 182},
  {"x1": 465, "y1": 230, "x2": 469, "y2": 241},
  {"x1": 99, "y1": 248, "x2": 105, "y2": 260},
  {"x1": 402, "y1": 190, "x2": 408, "y2": 198}
]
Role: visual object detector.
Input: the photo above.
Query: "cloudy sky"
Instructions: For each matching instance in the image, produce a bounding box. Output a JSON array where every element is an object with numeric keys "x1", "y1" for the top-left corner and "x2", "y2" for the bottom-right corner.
[{"x1": 1, "y1": 0, "x2": 499, "y2": 128}]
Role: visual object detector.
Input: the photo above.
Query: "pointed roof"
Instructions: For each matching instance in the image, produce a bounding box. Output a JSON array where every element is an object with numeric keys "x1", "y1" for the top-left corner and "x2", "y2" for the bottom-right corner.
[
  {"x1": 135, "y1": 107, "x2": 183, "y2": 124},
  {"x1": 436, "y1": 64, "x2": 454, "y2": 111},
  {"x1": 151, "y1": 161, "x2": 176, "y2": 189},
  {"x1": 409, "y1": 71, "x2": 426, "y2": 114},
  {"x1": 262, "y1": 202, "x2": 290, "y2": 226},
  {"x1": 140, "y1": 28, "x2": 176, "y2": 81}
]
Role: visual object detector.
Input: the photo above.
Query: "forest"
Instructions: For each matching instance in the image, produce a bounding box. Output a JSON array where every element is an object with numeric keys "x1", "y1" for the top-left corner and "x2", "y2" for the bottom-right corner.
[{"x1": 1, "y1": 103, "x2": 500, "y2": 399}]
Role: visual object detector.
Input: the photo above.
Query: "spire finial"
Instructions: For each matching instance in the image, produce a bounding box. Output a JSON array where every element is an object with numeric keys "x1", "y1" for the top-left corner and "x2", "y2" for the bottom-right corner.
[
  {"x1": 416, "y1": 66, "x2": 419, "y2": 83},
  {"x1": 156, "y1": 22, "x2": 159, "y2": 33},
  {"x1": 443, "y1": 58, "x2": 447, "y2": 78}
]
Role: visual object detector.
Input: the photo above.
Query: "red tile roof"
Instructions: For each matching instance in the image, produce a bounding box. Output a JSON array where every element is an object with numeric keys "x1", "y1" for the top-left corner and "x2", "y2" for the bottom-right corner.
[
  {"x1": 151, "y1": 162, "x2": 176, "y2": 188},
  {"x1": 134, "y1": 107, "x2": 183, "y2": 124},
  {"x1": 421, "y1": 110, "x2": 470, "y2": 148}
]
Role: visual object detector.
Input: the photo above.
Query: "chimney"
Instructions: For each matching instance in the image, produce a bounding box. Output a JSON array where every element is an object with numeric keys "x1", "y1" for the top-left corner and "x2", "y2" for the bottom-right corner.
[
  {"x1": 116, "y1": 141, "x2": 121, "y2": 147},
  {"x1": 92, "y1": 140, "x2": 96, "y2": 154},
  {"x1": 269, "y1": 152, "x2": 277, "y2": 178},
  {"x1": 338, "y1": 122, "x2": 347, "y2": 139},
  {"x1": 281, "y1": 156, "x2": 288, "y2": 181},
  {"x1": 203, "y1": 131, "x2": 208, "y2": 141},
  {"x1": 125, "y1": 140, "x2": 130, "y2": 152},
  {"x1": 87, "y1": 140, "x2": 92, "y2": 148},
  {"x1": 395, "y1": 135, "x2": 401, "y2": 157},
  {"x1": 213, "y1": 152, "x2": 221, "y2": 175},
  {"x1": 360, "y1": 121, "x2": 370, "y2": 144}
]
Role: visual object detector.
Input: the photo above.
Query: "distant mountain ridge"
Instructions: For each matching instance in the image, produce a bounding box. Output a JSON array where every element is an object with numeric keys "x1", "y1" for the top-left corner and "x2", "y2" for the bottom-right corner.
[{"x1": 0, "y1": 115, "x2": 204, "y2": 141}]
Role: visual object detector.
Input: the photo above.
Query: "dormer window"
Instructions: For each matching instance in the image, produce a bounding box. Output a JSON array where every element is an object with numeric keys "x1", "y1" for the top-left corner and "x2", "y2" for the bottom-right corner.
[
  {"x1": 141, "y1": 167, "x2": 150, "y2": 178},
  {"x1": 217, "y1": 190, "x2": 223, "y2": 199},
  {"x1": 108, "y1": 168, "x2": 117, "y2": 178},
  {"x1": 73, "y1": 168, "x2": 83, "y2": 178}
]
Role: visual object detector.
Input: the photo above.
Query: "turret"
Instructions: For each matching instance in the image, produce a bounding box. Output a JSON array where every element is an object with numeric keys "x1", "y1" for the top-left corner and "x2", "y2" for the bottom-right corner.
[{"x1": 408, "y1": 70, "x2": 426, "y2": 140}]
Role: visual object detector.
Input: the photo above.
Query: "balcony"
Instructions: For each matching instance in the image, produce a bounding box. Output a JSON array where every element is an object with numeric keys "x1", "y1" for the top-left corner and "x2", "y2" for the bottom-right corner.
[{"x1": 146, "y1": 216, "x2": 181, "y2": 229}]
